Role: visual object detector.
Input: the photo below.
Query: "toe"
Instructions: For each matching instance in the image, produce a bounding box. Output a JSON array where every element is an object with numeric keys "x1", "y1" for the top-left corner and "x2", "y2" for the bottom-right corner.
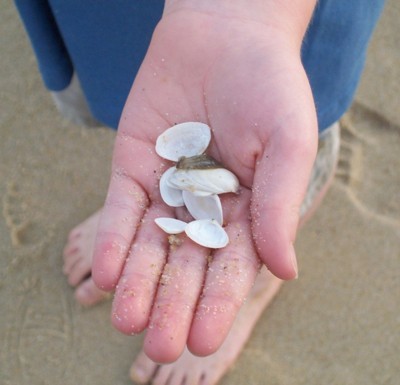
[
  {"x1": 63, "y1": 243, "x2": 79, "y2": 259},
  {"x1": 67, "y1": 258, "x2": 91, "y2": 286},
  {"x1": 62, "y1": 250, "x2": 81, "y2": 275},
  {"x1": 152, "y1": 366, "x2": 174, "y2": 385},
  {"x1": 130, "y1": 350, "x2": 158, "y2": 384},
  {"x1": 68, "y1": 227, "x2": 82, "y2": 241},
  {"x1": 75, "y1": 278, "x2": 109, "y2": 307}
]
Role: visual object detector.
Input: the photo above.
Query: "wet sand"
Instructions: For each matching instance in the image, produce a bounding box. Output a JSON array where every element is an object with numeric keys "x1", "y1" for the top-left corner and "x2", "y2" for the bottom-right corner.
[{"x1": 1, "y1": 2, "x2": 399, "y2": 384}]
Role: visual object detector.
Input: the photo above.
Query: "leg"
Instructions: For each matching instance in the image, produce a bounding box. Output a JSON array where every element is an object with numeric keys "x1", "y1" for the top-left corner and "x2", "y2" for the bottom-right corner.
[{"x1": 51, "y1": 73, "x2": 100, "y2": 127}]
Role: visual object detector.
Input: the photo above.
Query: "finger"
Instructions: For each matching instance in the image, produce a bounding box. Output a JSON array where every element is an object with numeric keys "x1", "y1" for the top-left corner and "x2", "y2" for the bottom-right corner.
[
  {"x1": 92, "y1": 134, "x2": 163, "y2": 291},
  {"x1": 143, "y1": 237, "x2": 209, "y2": 363},
  {"x1": 111, "y1": 202, "x2": 173, "y2": 334},
  {"x1": 92, "y1": 171, "x2": 150, "y2": 291},
  {"x1": 251, "y1": 123, "x2": 317, "y2": 280},
  {"x1": 187, "y1": 205, "x2": 260, "y2": 356}
]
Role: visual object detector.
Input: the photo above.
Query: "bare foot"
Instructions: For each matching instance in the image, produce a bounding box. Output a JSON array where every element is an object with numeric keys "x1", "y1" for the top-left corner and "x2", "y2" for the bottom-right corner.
[
  {"x1": 130, "y1": 268, "x2": 282, "y2": 385},
  {"x1": 63, "y1": 210, "x2": 109, "y2": 306}
]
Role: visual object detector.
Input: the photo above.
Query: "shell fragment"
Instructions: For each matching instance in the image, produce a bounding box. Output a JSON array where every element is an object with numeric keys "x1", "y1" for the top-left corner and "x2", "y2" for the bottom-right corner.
[
  {"x1": 155, "y1": 122, "x2": 211, "y2": 161},
  {"x1": 155, "y1": 217, "x2": 187, "y2": 234},
  {"x1": 182, "y1": 191, "x2": 223, "y2": 225},
  {"x1": 167, "y1": 168, "x2": 239, "y2": 195},
  {"x1": 159, "y1": 167, "x2": 184, "y2": 207},
  {"x1": 185, "y1": 219, "x2": 229, "y2": 249}
]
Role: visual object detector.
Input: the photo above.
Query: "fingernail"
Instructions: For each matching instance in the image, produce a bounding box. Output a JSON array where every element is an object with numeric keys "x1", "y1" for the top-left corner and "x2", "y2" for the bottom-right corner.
[{"x1": 290, "y1": 248, "x2": 299, "y2": 279}]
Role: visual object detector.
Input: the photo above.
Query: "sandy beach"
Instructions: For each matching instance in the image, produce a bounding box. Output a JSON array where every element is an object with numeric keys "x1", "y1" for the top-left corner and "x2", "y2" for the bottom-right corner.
[{"x1": 1, "y1": 2, "x2": 399, "y2": 384}]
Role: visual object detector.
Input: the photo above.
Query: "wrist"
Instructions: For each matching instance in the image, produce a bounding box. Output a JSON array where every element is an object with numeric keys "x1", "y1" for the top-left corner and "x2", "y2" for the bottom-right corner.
[{"x1": 163, "y1": 0, "x2": 316, "y2": 46}]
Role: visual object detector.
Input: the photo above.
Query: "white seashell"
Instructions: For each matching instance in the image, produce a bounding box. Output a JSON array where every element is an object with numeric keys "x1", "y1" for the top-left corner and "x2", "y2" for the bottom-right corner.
[
  {"x1": 182, "y1": 191, "x2": 223, "y2": 225},
  {"x1": 185, "y1": 219, "x2": 229, "y2": 249},
  {"x1": 155, "y1": 122, "x2": 211, "y2": 161},
  {"x1": 159, "y1": 167, "x2": 184, "y2": 207},
  {"x1": 155, "y1": 217, "x2": 187, "y2": 234},
  {"x1": 167, "y1": 168, "x2": 239, "y2": 195}
]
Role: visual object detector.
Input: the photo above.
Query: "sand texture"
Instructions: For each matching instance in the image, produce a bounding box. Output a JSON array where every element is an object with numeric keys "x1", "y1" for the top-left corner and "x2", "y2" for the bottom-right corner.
[{"x1": 1, "y1": 2, "x2": 399, "y2": 384}]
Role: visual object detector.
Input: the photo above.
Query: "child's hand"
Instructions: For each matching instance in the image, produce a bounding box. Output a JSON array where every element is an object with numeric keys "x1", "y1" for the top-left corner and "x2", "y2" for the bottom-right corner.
[{"x1": 92, "y1": 2, "x2": 317, "y2": 363}]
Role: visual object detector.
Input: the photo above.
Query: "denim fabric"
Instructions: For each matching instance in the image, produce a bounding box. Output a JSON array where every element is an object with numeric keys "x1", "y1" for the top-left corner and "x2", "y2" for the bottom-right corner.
[
  {"x1": 302, "y1": 0, "x2": 385, "y2": 131},
  {"x1": 15, "y1": 0, "x2": 385, "y2": 131},
  {"x1": 14, "y1": 0, "x2": 74, "y2": 91}
]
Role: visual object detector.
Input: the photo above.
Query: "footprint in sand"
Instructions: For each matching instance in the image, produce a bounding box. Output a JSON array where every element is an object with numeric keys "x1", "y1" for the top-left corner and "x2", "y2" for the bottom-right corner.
[
  {"x1": 2, "y1": 181, "x2": 54, "y2": 253},
  {"x1": 336, "y1": 103, "x2": 400, "y2": 226},
  {"x1": 1, "y1": 182, "x2": 52, "y2": 285},
  {"x1": 2, "y1": 278, "x2": 76, "y2": 384},
  {"x1": 2, "y1": 182, "x2": 42, "y2": 247}
]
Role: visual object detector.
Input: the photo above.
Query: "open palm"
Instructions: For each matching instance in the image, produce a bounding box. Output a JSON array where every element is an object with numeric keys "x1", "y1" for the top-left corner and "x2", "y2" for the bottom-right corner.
[{"x1": 92, "y1": 9, "x2": 317, "y2": 363}]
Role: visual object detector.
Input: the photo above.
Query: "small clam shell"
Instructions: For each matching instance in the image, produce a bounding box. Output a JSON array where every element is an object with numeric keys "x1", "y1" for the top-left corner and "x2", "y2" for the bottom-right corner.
[
  {"x1": 182, "y1": 191, "x2": 223, "y2": 225},
  {"x1": 155, "y1": 122, "x2": 211, "y2": 161},
  {"x1": 185, "y1": 219, "x2": 229, "y2": 249},
  {"x1": 159, "y1": 167, "x2": 184, "y2": 207},
  {"x1": 155, "y1": 217, "x2": 187, "y2": 234},
  {"x1": 167, "y1": 168, "x2": 239, "y2": 195}
]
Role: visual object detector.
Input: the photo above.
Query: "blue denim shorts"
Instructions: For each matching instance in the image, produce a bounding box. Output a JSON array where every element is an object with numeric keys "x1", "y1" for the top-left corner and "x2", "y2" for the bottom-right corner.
[{"x1": 15, "y1": 0, "x2": 385, "y2": 132}]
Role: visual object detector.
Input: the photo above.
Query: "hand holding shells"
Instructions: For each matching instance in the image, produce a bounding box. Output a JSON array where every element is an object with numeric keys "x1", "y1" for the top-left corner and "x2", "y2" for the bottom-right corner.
[{"x1": 90, "y1": 18, "x2": 317, "y2": 364}]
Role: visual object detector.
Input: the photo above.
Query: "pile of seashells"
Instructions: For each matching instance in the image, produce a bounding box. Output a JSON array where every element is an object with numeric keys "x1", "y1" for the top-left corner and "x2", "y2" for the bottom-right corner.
[{"x1": 154, "y1": 122, "x2": 239, "y2": 248}]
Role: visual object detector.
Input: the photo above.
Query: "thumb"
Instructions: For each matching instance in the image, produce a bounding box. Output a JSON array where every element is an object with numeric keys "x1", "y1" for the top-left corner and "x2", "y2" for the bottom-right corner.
[{"x1": 251, "y1": 116, "x2": 318, "y2": 280}]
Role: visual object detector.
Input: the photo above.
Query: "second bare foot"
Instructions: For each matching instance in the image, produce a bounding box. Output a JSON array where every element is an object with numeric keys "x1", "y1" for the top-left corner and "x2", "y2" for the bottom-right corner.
[{"x1": 63, "y1": 210, "x2": 109, "y2": 306}]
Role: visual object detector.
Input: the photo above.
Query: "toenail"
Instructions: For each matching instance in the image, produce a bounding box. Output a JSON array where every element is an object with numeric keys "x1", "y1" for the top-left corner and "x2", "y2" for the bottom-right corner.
[{"x1": 130, "y1": 366, "x2": 146, "y2": 382}]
